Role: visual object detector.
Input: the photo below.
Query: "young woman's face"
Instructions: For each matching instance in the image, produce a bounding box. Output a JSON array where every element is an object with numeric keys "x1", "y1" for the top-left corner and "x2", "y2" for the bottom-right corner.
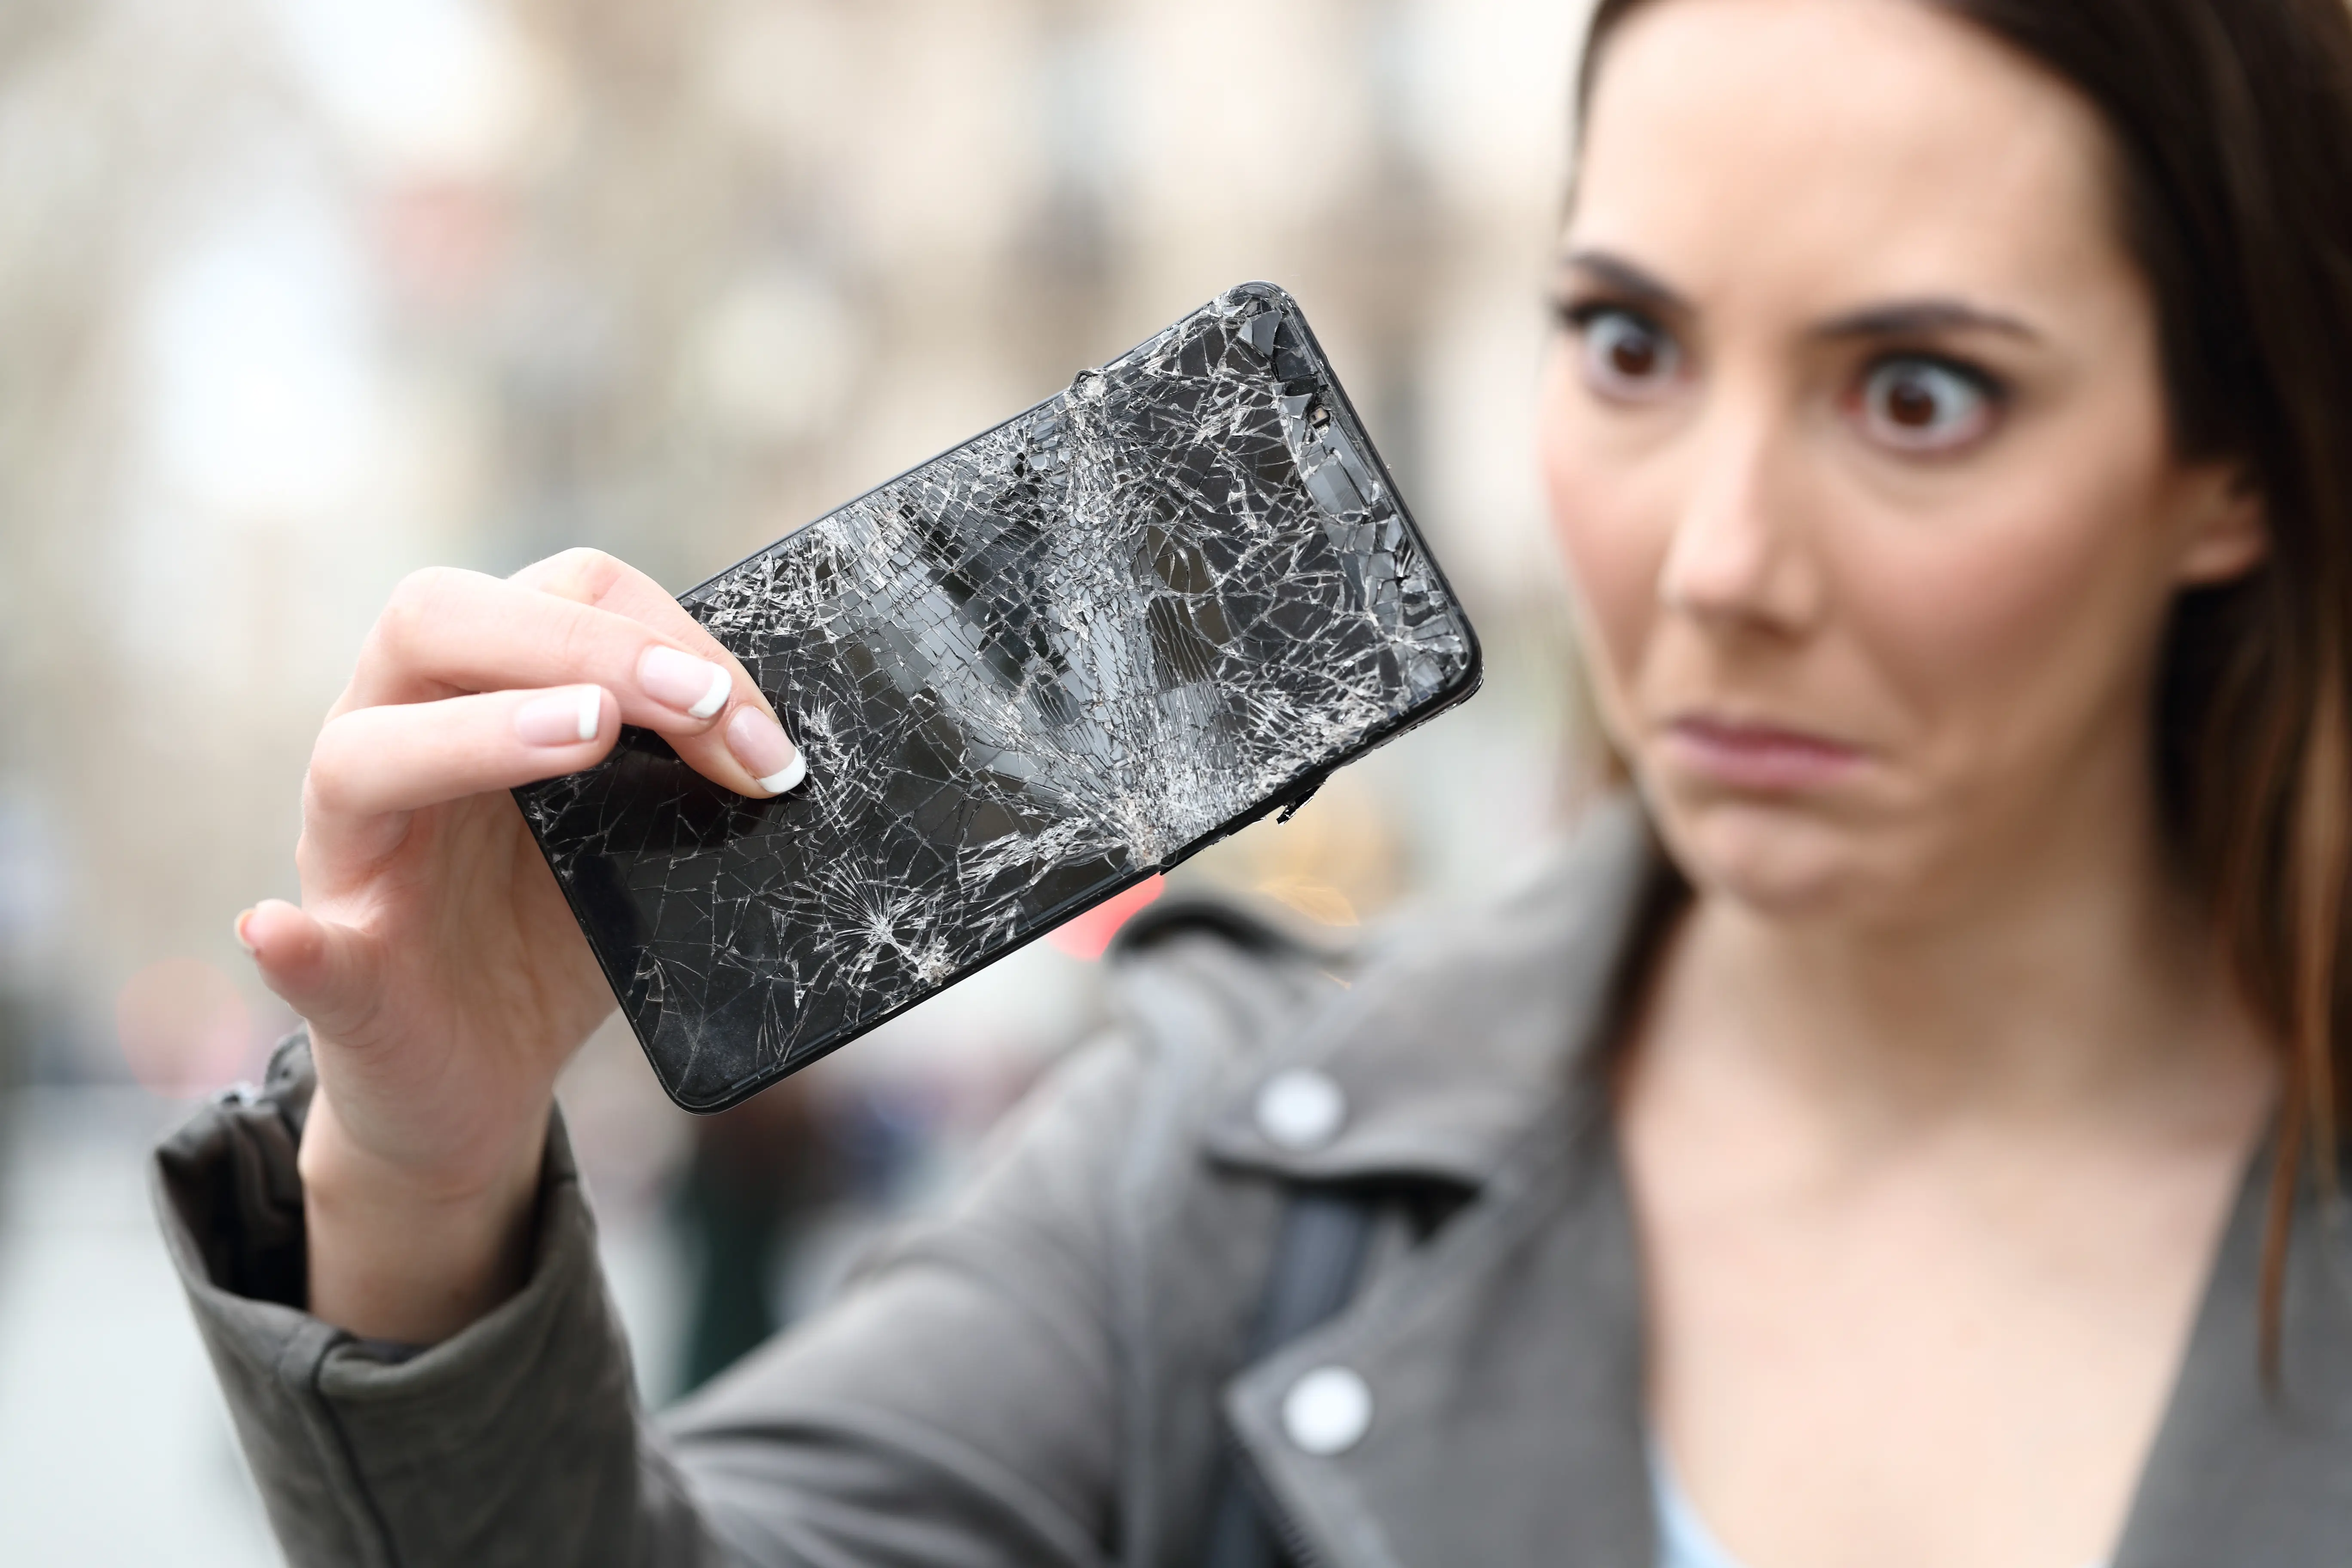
[{"x1": 1544, "y1": 0, "x2": 2266, "y2": 924}]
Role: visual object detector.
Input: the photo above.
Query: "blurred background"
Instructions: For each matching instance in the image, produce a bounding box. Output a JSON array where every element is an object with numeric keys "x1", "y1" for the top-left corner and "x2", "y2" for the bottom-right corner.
[{"x1": 0, "y1": 0, "x2": 1596, "y2": 1558}]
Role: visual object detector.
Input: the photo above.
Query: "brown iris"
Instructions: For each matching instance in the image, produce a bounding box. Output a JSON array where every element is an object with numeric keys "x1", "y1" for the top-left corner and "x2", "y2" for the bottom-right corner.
[
  {"x1": 1883, "y1": 370, "x2": 1940, "y2": 428},
  {"x1": 1610, "y1": 330, "x2": 1661, "y2": 380}
]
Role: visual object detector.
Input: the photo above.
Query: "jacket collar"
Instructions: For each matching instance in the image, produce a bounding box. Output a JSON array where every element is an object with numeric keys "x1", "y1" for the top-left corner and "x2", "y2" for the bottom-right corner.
[
  {"x1": 2110, "y1": 1145, "x2": 2352, "y2": 1566},
  {"x1": 1226, "y1": 1096, "x2": 1657, "y2": 1566},
  {"x1": 1211, "y1": 795, "x2": 2352, "y2": 1566},
  {"x1": 1232, "y1": 1120, "x2": 2352, "y2": 1568},
  {"x1": 1202, "y1": 795, "x2": 1661, "y2": 1190},
  {"x1": 1207, "y1": 796, "x2": 1664, "y2": 1565}
]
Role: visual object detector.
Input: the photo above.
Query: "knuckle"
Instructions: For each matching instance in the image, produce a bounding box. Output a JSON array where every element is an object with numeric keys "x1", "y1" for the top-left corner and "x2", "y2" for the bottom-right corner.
[
  {"x1": 303, "y1": 721, "x2": 366, "y2": 818},
  {"x1": 389, "y1": 564, "x2": 454, "y2": 613},
  {"x1": 293, "y1": 826, "x2": 325, "y2": 883},
  {"x1": 378, "y1": 567, "x2": 456, "y2": 655},
  {"x1": 534, "y1": 547, "x2": 622, "y2": 605},
  {"x1": 303, "y1": 757, "x2": 352, "y2": 821},
  {"x1": 559, "y1": 611, "x2": 614, "y2": 674}
]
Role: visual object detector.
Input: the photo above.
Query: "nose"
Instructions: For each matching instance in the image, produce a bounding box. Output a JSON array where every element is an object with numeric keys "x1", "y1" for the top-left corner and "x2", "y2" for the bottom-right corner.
[{"x1": 1657, "y1": 401, "x2": 1823, "y2": 633}]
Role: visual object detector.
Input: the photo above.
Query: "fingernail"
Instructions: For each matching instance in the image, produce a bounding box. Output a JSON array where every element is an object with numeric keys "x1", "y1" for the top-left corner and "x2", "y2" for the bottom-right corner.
[
  {"x1": 638, "y1": 646, "x2": 733, "y2": 721},
  {"x1": 233, "y1": 909, "x2": 258, "y2": 956},
  {"x1": 517, "y1": 686, "x2": 604, "y2": 747},
  {"x1": 727, "y1": 707, "x2": 805, "y2": 795}
]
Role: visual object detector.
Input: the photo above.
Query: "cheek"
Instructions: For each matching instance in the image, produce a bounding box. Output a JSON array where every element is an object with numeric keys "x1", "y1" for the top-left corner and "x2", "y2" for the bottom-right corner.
[
  {"x1": 1540, "y1": 355, "x2": 1668, "y2": 721},
  {"x1": 1838, "y1": 450, "x2": 2178, "y2": 772}
]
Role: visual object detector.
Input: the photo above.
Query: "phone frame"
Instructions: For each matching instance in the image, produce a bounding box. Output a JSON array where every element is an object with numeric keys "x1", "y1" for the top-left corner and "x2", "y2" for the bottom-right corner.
[{"x1": 522, "y1": 282, "x2": 1485, "y2": 1111}]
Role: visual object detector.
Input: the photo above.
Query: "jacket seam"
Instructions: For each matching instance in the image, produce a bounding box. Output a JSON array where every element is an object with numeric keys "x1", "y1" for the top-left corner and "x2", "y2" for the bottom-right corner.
[
  {"x1": 280, "y1": 1322, "x2": 406, "y2": 1568},
  {"x1": 1109, "y1": 967, "x2": 1243, "y2": 1568},
  {"x1": 678, "y1": 1400, "x2": 1108, "y2": 1568}
]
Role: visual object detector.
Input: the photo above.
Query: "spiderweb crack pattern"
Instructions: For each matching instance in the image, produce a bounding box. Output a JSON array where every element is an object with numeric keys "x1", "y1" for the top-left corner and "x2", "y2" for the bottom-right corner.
[{"x1": 517, "y1": 283, "x2": 1479, "y2": 1110}]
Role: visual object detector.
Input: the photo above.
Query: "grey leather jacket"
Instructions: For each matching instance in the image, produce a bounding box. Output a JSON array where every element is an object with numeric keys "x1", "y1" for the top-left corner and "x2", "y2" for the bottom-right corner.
[{"x1": 154, "y1": 802, "x2": 2352, "y2": 1566}]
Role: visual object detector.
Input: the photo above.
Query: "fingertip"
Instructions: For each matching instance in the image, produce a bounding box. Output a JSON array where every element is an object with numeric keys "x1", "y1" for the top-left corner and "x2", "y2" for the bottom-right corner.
[
  {"x1": 754, "y1": 752, "x2": 808, "y2": 797},
  {"x1": 579, "y1": 684, "x2": 610, "y2": 745},
  {"x1": 723, "y1": 705, "x2": 804, "y2": 798},
  {"x1": 240, "y1": 900, "x2": 321, "y2": 981},
  {"x1": 242, "y1": 906, "x2": 381, "y2": 1041},
  {"x1": 578, "y1": 687, "x2": 623, "y2": 768},
  {"x1": 637, "y1": 645, "x2": 736, "y2": 729},
  {"x1": 514, "y1": 684, "x2": 617, "y2": 752},
  {"x1": 593, "y1": 685, "x2": 618, "y2": 743}
]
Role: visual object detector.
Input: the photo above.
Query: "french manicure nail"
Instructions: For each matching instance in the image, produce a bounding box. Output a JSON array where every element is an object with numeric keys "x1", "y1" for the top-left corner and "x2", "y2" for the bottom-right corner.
[
  {"x1": 517, "y1": 686, "x2": 604, "y2": 747},
  {"x1": 727, "y1": 706, "x2": 805, "y2": 795},
  {"x1": 639, "y1": 646, "x2": 733, "y2": 720}
]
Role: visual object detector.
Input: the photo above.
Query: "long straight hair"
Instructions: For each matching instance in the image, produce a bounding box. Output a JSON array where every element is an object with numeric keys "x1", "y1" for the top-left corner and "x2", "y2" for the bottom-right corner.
[{"x1": 1577, "y1": 0, "x2": 2352, "y2": 1370}]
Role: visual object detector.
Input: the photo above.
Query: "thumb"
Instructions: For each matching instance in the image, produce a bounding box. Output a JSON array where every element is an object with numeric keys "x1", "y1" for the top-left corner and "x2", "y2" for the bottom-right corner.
[{"x1": 236, "y1": 900, "x2": 384, "y2": 1046}]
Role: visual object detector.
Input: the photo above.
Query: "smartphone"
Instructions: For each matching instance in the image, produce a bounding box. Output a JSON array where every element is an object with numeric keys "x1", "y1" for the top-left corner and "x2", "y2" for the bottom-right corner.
[{"x1": 516, "y1": 282, "x2": 1482, "y2": 1111}]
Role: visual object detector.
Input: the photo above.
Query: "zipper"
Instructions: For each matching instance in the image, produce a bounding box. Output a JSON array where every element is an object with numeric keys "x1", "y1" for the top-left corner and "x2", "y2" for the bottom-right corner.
[
  {"x1": 1256, "y1": 1465, "x2": 1335, "y2": 1568},
  {"x1": 1200, "y1": 1189, "x2": 1379, "y2": 1568}
]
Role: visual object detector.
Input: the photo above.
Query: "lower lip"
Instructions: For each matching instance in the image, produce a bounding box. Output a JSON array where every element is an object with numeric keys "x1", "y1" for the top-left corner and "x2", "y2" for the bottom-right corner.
[{"x1": 1660, "y1": 720, "x2": 1865, "y2": 792}]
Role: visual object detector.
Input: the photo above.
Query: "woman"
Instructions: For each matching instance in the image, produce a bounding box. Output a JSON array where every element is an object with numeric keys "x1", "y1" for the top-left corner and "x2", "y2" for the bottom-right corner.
[{"x1": 157, "y1": 0, "x2": 2352, "y2": 1563}]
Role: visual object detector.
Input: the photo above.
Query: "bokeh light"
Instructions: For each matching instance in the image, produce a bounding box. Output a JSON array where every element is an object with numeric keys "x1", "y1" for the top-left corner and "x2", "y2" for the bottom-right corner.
[{"x1": 113, "y1": 958, "x2": 257, "y2": 1099}]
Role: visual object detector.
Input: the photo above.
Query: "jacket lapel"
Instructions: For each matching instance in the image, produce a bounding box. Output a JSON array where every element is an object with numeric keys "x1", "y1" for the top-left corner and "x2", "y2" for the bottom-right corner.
[
  {"x1": 1207, "y1": 799, "x2": 1665, "y2": 1566},
  {"x1": 2112, "y1": 1147, "x2": 2352, "y2": 1565},
  {"x1": 1197, "y1": 793, "x2": 2352, "y2": 1565},
  {"x1": 1224, "y1": 1100, "x2": 1657, "y2": 1568},
  {"x1": 1201, "y1": 796, "x2": 1662, "y2": 1191}
]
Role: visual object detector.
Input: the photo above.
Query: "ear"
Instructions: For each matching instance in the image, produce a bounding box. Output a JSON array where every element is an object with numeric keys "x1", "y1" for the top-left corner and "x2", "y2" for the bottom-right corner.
[{"x1": 2173, "y1": 465, "x2": 2270, "y2": 587}]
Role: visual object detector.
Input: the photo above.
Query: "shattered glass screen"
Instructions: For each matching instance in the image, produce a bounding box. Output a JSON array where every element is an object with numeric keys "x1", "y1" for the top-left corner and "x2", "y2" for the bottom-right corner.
[{"x1": 517, "y1": 283, "x2": 1481, "y2": 1110}]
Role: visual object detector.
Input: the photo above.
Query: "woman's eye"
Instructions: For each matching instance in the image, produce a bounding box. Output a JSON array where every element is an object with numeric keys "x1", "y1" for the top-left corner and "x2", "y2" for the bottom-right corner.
[
  {"x1": 1855, "y1": 357, "x2": 1999, "y2": 452},
  {"x1": 1576, "y1": 308, "x2": 1682, "y2": 400}
]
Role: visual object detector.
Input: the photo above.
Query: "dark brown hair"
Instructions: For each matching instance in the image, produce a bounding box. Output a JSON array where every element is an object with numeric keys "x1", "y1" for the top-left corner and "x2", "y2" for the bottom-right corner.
[{"x1": 1577, "y1": 0, "x2": 2352, "y2": 1369}]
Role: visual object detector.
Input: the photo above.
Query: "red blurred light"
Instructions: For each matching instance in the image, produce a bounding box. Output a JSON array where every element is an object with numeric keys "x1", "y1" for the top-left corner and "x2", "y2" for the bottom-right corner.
[
  {"x1": 116, "y1": 958, "x2": 257, "y2": 1098},
  {"x1": 1045, "y1": 875, "x2": 1166, "y2": 961}
]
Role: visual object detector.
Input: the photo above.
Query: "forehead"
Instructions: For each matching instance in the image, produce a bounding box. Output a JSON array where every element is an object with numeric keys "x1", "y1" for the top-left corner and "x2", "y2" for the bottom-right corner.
[{"x1": 1572, "y1": 0, "x2": 2128, "y2": 315}]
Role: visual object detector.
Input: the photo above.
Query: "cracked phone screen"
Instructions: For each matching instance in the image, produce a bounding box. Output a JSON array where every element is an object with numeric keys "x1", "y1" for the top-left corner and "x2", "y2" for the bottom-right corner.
[{"x1": 517, "y1": 283, "x2": 1481, "y2": 1111}]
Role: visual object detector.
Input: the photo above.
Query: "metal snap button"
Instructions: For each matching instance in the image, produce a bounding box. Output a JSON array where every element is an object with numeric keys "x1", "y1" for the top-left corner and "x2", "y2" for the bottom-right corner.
[
  {"x1": 1282, "y1": 1366, "x2": 1373, "y2": 1455},
  {"x1": 1254, "y1": 1068, "x2": 1347, "y2": 1152}
]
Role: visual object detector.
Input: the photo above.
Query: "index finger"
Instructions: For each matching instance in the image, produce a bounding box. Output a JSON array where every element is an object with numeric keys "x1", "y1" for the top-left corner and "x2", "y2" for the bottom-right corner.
[
  {"x1": 512, "y1": 549, "x2": 802, "y2": 799},
  {"x1": 514, "y1": 548, "x2": 762, "y2": 703}
]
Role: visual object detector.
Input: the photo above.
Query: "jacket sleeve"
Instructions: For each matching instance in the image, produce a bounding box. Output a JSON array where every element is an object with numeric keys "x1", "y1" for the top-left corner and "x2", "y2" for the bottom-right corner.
[{"x1": 152, "y1": 1031, "x2": 1140, "y2": 1568}]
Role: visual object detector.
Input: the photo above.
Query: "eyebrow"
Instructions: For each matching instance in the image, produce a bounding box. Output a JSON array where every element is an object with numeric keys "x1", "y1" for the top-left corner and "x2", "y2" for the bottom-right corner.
[
  {"x1": 1559, "y1": 249, "x2": 1689, "y2": 313},
  {"x1": 1559, "y1": 248, "x2": 2043, "y2": 343},
  {"x1": 1813, "y1": 300, "x2": 2040, "y2": 342}
]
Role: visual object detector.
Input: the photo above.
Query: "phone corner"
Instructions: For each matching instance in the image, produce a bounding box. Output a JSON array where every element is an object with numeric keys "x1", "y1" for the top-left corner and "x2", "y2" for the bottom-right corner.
[{"x1": 1219, "y1": 279, "x2": 1298, "y2": 316}]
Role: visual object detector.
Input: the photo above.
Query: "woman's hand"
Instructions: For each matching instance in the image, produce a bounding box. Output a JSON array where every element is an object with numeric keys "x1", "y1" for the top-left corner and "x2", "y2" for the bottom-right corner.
[{"x1": 236, "y1": 549, "x2": 802, "y2": 1343}]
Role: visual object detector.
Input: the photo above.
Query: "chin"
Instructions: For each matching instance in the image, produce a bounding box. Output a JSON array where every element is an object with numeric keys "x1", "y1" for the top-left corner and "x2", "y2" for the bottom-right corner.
[{"x1": 1644, "y1": 789, "x2": 1885, "y2": 922}]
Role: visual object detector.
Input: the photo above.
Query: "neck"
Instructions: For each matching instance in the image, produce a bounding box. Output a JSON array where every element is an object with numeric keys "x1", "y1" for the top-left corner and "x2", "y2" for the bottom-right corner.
[{"x1": 1648, "y1": 766, "x2": 2273, "y2": 1143}]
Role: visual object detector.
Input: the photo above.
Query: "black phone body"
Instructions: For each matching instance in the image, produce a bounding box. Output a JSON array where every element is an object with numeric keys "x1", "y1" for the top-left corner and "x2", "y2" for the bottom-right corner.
[{"x1": 516, "y1": 283, "x2": 1482, "y2": 1111}]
